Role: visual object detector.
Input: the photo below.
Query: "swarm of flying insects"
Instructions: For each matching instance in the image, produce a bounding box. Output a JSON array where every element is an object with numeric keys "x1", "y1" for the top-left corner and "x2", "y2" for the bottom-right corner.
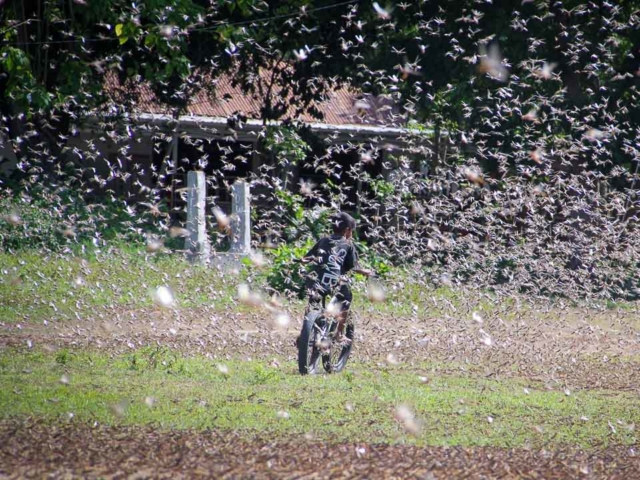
[
  {"x1": 1, "y1": 1, "x2": 640, "y2": 474},
  {"x1": 0, "y1": 0, "x2": 637, "y2": 304},
  {"x1": 0, "y1": 1, "x2": 636, "y2": 367},
  {"x1": 0, "y1": 2, "x2": 637, "y2": 346}
]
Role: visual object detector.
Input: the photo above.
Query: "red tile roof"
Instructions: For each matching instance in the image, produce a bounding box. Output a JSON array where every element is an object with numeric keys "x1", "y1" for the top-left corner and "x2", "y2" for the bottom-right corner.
[{"x1": 107, "y1": 71, "x2": 399, "y2": 127}]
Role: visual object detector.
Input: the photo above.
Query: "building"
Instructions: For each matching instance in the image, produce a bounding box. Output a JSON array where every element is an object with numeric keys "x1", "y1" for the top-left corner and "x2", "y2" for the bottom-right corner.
[{"x1": 67, "y1": 71, "x2": 432, "y2": 210}]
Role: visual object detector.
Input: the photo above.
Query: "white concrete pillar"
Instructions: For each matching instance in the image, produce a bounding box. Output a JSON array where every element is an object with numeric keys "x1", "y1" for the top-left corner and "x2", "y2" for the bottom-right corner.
[
  {"x1": 185, "y1": 170, "x2": 210, "y2": 264},
  {"x1": 230, "y1": 180, "x2": 251, "y2": 254}
]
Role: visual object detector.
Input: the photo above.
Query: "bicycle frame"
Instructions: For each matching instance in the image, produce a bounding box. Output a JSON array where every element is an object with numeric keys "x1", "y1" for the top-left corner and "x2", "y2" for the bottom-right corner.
[
  {"x1": 312, "y1": 314, "x2": 338, "y2": 353},
  {"x1": 298, "y1": 282, "x2": 357, "y2": 375}
]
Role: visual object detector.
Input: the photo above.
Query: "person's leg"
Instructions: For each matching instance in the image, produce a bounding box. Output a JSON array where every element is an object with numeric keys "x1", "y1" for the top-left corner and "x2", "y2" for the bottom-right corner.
[
  {"x1": 306, "y1": 283, "x2": 325, "y2": 314},
  {"x1": 334, "y1": 284, "x2": 353, "y2": 340}
]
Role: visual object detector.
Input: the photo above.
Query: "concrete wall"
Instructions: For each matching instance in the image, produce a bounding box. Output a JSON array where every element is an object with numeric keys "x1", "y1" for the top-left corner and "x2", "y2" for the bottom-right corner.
[
  {"x1": 0, "y1": 140, "x2": 18, "y2": 181},
  {"x1": 65, "y1": 130, "x2": 155, "y2": 196}
]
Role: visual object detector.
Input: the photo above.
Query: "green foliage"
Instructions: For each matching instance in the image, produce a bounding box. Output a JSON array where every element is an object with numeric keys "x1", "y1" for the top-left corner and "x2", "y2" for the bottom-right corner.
[
  {"x1": 251, "y1": 364, "x2": 282, "y2": 385},
  {"x1": 273, "y1": 192, "x2": 332, "y2": 242},
  {"x1": 0, "y1": 0, "x2": 212, "y2": 163},
  {"x1": 0, "y1": 46, "x2": 39, "y2": 110},
  {"x1": 265, "y1": 239, "x2": 315, "y2": 297},
  {"x1": 115, "y1": 22, "x2": 141, "y2": 46},
  {"x1": 0, "y1": 193, "x2": 163, "y2": 252},
  {"x1": 370, "y1": 178, "x2": 396, "y2": 201},
  {"x1": 264, "y1": 126, "x2": 311, "y2": 167},
  {"x1": 55, "y1": 349, "x2": 72, "y2": 366},
  {"x1": 369, "y1": 256, "x2": 392, "y2": 278},
  {"x1": 275, "y1": 190, "x2": 306, "y2": 230},
  {"x1": 0, "y1": 195, "x2": 73, "y2": 252},
  {"x1": 357, "y1": 243, "x2": 392, "y2": 278}
]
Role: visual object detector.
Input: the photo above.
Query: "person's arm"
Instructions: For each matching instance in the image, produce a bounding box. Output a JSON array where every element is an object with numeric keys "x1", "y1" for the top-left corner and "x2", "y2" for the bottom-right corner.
[
  {"x1": 301, "y1": 240, "x2": 321, "y2": 264},
  {"x1": 353, "y1": 266, "x2": 375, "y2": 277},
  {"x1": 345, "y1": 242, "x2": 375, "y2": 277}
]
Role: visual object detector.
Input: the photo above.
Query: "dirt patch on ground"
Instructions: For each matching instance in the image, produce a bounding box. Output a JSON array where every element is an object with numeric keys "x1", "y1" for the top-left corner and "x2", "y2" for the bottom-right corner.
[
  {"x1": 2, "y1": 305, "x2": 640, "y2": 390},
  {"x1": 1, "y1": 421, "x2": 638, "y2": 479}
]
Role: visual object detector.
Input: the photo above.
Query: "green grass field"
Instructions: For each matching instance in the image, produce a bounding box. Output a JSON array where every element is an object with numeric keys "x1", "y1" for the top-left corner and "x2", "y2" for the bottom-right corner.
[
  {"x1": 0, "y1": 246, "x2": 579, "y2": 326},
  {"x1": 1, "y1": 346, "x2": 637, "y2": 449},
  {"x1": 0, "y1": 248, "x2": 238, "y2": 323}
]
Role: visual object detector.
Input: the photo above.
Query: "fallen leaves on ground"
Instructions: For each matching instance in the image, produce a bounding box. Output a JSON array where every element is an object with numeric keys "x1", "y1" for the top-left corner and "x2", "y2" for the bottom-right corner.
[{"x1": 1, "y1": 420, "x2": 638, "y2": 479}]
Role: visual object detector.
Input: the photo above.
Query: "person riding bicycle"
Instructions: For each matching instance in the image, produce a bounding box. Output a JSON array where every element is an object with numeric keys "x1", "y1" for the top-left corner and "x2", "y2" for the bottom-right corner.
[{"x1": 296, "y1": 212, "x2": 374, "y2": 347}]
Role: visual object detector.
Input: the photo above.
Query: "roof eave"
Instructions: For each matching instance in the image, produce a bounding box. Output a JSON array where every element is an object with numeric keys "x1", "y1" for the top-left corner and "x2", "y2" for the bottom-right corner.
[{"x1": 130, "y1": 113, "x2": 433, "y2": 144}]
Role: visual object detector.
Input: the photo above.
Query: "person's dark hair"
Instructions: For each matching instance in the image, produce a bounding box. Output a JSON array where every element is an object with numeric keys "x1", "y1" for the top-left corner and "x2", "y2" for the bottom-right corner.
[{"x1": 332, "y1": 212, "x2": 356, "y2": 234}]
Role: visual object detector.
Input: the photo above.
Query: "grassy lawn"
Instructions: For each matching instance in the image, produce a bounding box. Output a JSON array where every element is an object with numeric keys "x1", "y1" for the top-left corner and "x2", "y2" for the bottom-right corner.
[
  {"x1": 0, "y1": 247, "x2": 509, "y2": 325},
  {"x1": 4, "y1": 246, "x2": 638, "y2": 327},
  {"x1": 0, "y1": 248, "x2": 239, "y2": 323},
  {"x1": 1, "y1": 346, "x2": 638, "y2": 449}
]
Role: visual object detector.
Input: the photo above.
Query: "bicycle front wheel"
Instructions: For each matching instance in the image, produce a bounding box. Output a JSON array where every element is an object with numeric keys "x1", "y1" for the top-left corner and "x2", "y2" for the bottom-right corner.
[
  {"x1": 322, "y1": 321, "x2": 354, "y2": 373},
  {"x1": 298, "y1": 312, "x2": 322, "y2": 375}
]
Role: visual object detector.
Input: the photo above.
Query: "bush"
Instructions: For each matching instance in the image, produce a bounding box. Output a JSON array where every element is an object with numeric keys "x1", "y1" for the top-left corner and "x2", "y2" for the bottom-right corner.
[
  {"x1": 272, "y1": 192, "x2": 333, "y2": 242},
  {"x1": 357, "y1": 242, "x2": 392, "y2": 278},
  {"x1": 264, "y1": 126, "x2": 311, "y2": 167},
  {"x1": 0, "y1": 195, "x2": 71, "y2": 251},
  {"x1": 265, "y1": 239, "x2": 315, "y2": 298},
  {"x1": 0, "y1": 191, "x2": 166, "y2": 252}
]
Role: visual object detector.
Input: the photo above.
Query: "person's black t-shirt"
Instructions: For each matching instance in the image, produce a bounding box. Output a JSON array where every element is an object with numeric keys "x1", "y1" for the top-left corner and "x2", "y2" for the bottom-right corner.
[{"x1": 304, "y1": 235, "x2": 357, "y2": 293}]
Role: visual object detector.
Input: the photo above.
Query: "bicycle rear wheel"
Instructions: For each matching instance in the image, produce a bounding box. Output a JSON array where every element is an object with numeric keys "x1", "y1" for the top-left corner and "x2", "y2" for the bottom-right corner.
[
  {"x1": 322, "y1": 321, "x2": 354, "y2": 373},
  {"x1": 298, "y1": 312, "x2": 322, "y2": 375}
]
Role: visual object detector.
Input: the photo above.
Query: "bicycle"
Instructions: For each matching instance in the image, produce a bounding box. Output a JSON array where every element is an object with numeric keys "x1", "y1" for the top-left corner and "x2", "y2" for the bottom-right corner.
[
  {"x1": 297, "y1": 294, "x2": 355, "y2": 375},
  {"x1": 297, "y1": 270, "x2": 381, "y2": 376}
]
